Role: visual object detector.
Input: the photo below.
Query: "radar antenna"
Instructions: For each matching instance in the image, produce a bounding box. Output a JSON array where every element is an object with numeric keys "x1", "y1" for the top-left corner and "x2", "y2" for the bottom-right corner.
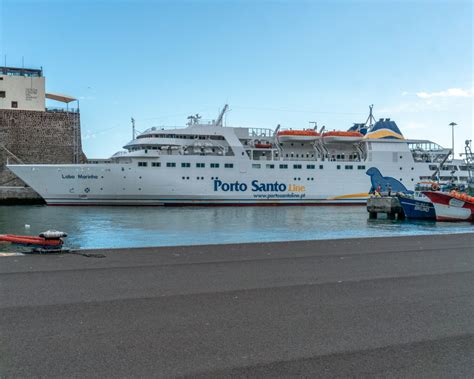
[{"x1": 187, "y1": 114, "x2": 202, "y2": 126}]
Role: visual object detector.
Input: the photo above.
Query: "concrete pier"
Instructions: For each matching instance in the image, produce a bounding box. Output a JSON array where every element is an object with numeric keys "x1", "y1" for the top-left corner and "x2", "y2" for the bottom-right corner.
[
  {"x1": 0, "y1": 186, "x2": 44, "y2": 205},
  {"x1": 367, "y1": 196, "x2": 405, "y2": 220},
  {"x1": 1, "y1": 233, "x2": 473, "y2": 377}
]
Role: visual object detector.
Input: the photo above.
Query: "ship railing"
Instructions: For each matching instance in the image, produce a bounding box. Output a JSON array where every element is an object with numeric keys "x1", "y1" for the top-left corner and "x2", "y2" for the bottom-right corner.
[
  {"x1": 248, "y1": 128, "x2": 274, "y2": 138},
  {"x1": 281, "y1": 157, "x2": 318, "y2": 161}
]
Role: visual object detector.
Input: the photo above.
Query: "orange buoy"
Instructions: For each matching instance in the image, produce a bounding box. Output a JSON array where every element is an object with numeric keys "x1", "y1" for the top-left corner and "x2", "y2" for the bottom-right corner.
[{"x1": 0, "y1": 234, "x2": 63, "y2": 247}]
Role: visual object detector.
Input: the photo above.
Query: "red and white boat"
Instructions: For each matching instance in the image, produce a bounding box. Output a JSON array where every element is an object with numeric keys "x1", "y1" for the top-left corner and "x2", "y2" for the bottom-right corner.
[{"x1": 422, "y1": 191, "x2": 474, "y2": 221}]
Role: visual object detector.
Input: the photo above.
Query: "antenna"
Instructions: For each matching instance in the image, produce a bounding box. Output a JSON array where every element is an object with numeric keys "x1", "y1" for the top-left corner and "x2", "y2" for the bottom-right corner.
[
  {"x1": 131, "y1": 117, "x2": 136, "y2": 139},
  {"x1": 309, "y1": 121, "x2": 317, "y2": 130},
  {"x1": 365, "y1": 104, "x2": 376, "y2": 129}
]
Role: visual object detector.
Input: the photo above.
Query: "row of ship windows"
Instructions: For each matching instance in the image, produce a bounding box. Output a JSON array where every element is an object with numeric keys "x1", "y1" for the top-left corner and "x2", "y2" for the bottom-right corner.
[
  {"x1": 137, "y1": 162, "x2": 367, "y2": 170},
  {"x1": 428, "y1": 165, "x2": 468, "y2": 171},
  {"x1": 138, "y1": 162, "x2": 233, "y2": 168},
  {"x1": 138, "y1": 134, "x2": 226, "y2": 140}
]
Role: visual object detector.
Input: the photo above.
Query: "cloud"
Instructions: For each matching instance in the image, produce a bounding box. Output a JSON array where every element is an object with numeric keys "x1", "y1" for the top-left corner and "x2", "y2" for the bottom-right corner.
[
  {"x1": 403, "y1": 121, "x2": 428, "y2": 130},
  {"x1": 416, "y1": 88, "x2": 472, "y2": 99},
  {"x1": 83, "y1": 130, "x2": 97, "y2": 140}
]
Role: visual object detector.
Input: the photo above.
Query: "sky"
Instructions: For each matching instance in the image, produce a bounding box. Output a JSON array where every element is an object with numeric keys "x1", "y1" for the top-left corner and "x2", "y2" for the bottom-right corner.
[{"x1": 0, "y1": 0, "x2": 472, "y2": 158}]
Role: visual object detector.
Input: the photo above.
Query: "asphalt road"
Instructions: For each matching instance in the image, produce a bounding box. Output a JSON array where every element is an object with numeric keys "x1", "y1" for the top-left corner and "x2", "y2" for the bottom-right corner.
[{"x1": 1, "y1": 233, "x2": 473, "y2": 377}]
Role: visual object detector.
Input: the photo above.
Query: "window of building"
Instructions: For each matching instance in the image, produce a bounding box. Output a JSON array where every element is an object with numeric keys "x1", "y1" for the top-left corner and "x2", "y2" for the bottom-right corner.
[
  {"x1": 181, "y1": 162, "x2": 191, "y2": 168},
  {"x1": 138, "y1": 162, "x2": 147, "y2": 167},
  {"x1": 151, "y1": 162, "x2": 161, "y2": 167},
  {"x1": 293, "y1": 164, "x2": 302, "y2": 169},
  {"x1": 357, "y1": 165, "x2": 365, "y2": 170},
  {"x1": 337, "y1": 165, "x2": 341, "y2": 170},
  {"x1": 224, "y1": 163, "x2": 234, "y2": 168},
  {"x1": 319, "y1": 165, "x2": 324, "y2": 169},
  {"x1": 279, "y1": 164, "x2": 288, "y2": 169},
  {"x1": 11, "y1": 101, "x2": 18, "y2": 108},
  {"x1": 210, "y1": 163, "x2": 220, "y2": 168},
  {"x1": 196, "y1": 163, "x2": 205, "y2": 168},
  {"x1": 0, "y1": 91, "x2": 5, "y2": 98},
  {"x1": 252, "y1": 164, "x2": 261, "y2": 169},
  {"x1": 307, "y1": 164, "x2": 315, "y2": 169},
  {"x1": 166, "y1": 162, "x2": 176, "y2": 167},
  {"x1": 266, "y1": 164, "x2": 275, "y2": 169},
  {"x1": 345, "y1": 165, "x2": 353, "y2": 170}
]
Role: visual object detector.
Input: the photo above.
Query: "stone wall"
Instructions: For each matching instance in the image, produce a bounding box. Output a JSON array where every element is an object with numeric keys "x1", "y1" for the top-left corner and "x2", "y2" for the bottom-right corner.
[{"x1": 0, "y1": 109, "x2": 86, "y2": 201}]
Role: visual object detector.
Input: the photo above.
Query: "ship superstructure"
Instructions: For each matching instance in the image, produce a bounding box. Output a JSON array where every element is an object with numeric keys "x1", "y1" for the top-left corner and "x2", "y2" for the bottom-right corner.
[{"x1": 7, "y1": 105, "x2": 472, "y2": 205}]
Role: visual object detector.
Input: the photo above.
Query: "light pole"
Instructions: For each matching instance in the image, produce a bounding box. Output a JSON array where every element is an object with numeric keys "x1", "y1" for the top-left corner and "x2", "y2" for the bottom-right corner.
[{"x1": 449, "y1": 122, "x2": 457, "y2": 159}]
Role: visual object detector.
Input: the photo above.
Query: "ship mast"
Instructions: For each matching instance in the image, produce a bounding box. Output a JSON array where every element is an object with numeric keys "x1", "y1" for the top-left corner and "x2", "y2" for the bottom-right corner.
[{"x1": 365, "y1": 104, "x2": 376, "y2": 130}]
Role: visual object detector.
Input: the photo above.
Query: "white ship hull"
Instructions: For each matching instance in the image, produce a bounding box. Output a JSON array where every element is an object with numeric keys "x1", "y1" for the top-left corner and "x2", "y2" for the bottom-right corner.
[{"x1": 9, "y1": 157, "x2": 433, "y2": 206}]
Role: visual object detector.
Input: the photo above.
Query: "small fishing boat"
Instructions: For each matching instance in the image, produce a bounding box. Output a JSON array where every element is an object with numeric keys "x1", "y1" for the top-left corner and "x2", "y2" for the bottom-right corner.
[
  {"x1": 422, "y1": 191, "x2": 474, "y2": 221},
  {"x1": 322, "y1": 131, "x2": 364, "y2": 143},
  {"x1": 277, "y1": 130, "x2": 320, "y2": 142},
  {"x1": 398, "y1": 194, "x2": 436, "y2": 220},
  {"x1": 397, "y1": 182, "x2": 441, "y2": 220}
]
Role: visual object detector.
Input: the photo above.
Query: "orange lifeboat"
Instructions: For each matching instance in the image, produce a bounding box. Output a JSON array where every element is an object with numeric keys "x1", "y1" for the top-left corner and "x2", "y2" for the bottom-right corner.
[
  {"x1": 322, "y1": 131, "x2": 364, "y2": 143},
  {"x1": 277, "y1": 130, "x2": 320, "y2": 142}
]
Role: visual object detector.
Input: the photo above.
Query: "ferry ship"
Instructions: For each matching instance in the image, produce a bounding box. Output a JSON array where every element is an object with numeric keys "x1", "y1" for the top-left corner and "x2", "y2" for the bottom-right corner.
[{"x1": 7, "y1": 105, "x2": 471, "y2": 206}]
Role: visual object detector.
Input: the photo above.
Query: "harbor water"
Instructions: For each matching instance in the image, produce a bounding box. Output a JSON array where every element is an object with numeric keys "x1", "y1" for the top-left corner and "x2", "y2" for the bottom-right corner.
[{"x1": 0, "y1": 205, "x2": 472, "y2": 251}]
